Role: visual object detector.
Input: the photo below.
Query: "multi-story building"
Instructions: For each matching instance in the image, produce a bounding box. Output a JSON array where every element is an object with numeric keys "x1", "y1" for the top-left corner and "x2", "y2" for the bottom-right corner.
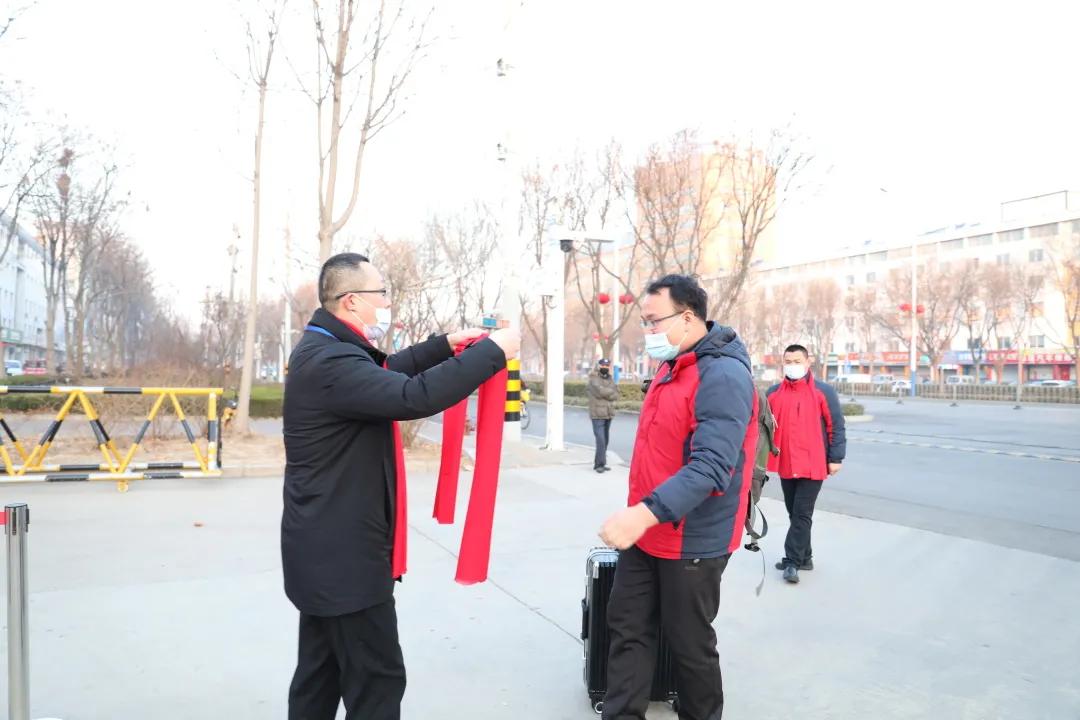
[
  {"x1": 752, "y1": 191, "x2": 1079, "y2": 383},
  {"x1": 0, "y1": 213, "x2": 66, "y2": 369}
]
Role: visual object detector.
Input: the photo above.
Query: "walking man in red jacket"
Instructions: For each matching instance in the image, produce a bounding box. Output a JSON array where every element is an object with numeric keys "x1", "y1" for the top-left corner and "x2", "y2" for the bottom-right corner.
[
  {"x1": 598, "y1": 275, "x2": 759, "y2": 720},
  {"x1": 766, "y1": 344, "x2": 847, "y2": 584}
]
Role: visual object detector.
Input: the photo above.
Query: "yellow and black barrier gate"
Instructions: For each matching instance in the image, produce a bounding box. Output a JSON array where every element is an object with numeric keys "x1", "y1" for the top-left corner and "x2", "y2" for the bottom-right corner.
[{"x1": 0, "y1": 386, "x2": 224, "y2": 492}]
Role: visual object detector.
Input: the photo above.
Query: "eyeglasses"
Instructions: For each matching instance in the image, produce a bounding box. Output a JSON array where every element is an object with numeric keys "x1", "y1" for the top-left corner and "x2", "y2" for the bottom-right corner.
[
  {"x1": 640, "y1": 311, "x2": 683, "y2": 331},
  {"x1": 335, "y1": 288, "x2": 388, "y2": 300}
]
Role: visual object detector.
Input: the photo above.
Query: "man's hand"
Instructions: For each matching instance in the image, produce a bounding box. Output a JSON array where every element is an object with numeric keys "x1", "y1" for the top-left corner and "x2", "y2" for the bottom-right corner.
[
  {"x1": 488, "y1": 328, "x2": 521, "y2": 360},
  {"x1": 447, "y1": 328, "x2": 487, "y2": 349},
  {"x1": 828, "y1": 463, "x2": 842, "y2": 476},
  {"x1": 599, "y1": 504, "x2": 659, "y2": 550}
]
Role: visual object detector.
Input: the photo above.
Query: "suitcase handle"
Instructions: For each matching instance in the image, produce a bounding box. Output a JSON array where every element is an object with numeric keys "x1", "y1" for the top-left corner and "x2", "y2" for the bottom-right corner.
[{"x1": 580, "y1": 598, "x2": 589, "y2": 640}]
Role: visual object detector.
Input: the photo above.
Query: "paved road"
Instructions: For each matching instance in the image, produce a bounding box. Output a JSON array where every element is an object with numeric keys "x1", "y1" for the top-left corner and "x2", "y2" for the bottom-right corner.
[
  {"x1": 11, "y1": 394, "x2": 1078, "y2": 560},
  {"x1": 511, "y1": 397, "x2": 1080, "y2": 560}
]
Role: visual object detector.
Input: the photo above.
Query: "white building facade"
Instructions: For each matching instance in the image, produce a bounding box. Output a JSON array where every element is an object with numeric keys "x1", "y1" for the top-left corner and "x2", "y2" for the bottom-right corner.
[
  {"x1": 0, "y1": 214, "x2": 66, "y2": 368},
  {"x1": 753, "y1": 192, "x2": 1079, "y2": 383}
]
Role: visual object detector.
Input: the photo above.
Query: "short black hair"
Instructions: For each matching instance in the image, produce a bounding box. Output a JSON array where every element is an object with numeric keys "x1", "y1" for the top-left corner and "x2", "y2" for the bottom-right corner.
[
  {"x1": 646, "y1": 274, "x2": 708, "y2": 321},
  {"x1": 784, "y1": 344, "x2": 809, "y2": 358},
  {"x1": 318, "y1": 252, "x2": 370, "y2": 308}
]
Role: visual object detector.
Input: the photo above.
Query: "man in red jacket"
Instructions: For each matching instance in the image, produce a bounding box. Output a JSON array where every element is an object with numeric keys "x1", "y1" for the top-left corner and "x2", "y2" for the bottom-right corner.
[
  {"x1": 598, "y1": 274, "x2": 758, "y2": 720},
  {"x1": 766, "y1": 344, "x2": 847, "y2": 585}
]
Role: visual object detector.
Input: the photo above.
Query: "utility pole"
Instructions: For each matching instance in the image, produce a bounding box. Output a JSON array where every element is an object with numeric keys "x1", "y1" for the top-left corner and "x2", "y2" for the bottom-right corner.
[{"x1": 497, "y1": 0, "x2": 522, "y2": 443}]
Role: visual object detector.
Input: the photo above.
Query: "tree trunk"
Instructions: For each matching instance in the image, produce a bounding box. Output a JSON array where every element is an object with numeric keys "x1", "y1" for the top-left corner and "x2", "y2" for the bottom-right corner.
[
  {"x1": 74, "y1": 300, "x2": 86, "y2": 379},
  {"x1": 318, "y1": 226, "x2": 333, "y2": 266},
  {"x1": 45, "y1": 297, "x2": 57, "y2": 375},
  {"x1": 235, "y1": 80, "x2": 269, "y2": 435}
]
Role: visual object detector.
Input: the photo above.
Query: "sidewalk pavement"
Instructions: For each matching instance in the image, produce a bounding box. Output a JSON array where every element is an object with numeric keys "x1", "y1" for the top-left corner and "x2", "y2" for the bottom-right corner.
[{"x1": 2, "y1": 436, "x2": 1078, "y2": 719}]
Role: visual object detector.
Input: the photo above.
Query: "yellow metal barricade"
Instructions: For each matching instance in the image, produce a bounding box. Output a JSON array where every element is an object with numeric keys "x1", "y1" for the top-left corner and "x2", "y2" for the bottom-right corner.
[{"x1": 0, "y1": 385, "x2": 224, "y2": 491}]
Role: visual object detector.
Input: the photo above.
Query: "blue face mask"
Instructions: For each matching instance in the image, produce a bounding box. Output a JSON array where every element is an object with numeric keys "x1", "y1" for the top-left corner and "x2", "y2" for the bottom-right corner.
[{"x1": 644, "y1": 320, "x2": 687, "y2": 361}]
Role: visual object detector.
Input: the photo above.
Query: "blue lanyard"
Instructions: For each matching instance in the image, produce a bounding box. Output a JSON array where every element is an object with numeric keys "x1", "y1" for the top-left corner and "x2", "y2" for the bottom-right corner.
[{"x1": 305, "y1": 325, "x2": 336, "y2": 340}]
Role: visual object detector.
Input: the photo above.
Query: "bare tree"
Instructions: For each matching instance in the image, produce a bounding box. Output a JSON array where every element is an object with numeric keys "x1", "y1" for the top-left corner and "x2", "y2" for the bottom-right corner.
[
  {"x1": 304, "y1": 0, "x2": 432, "y2": 262},
  {"x1": 624, "y1": 129, "x2": 725, "y2": 280},
  {"x1": 1, "y1": 105, "x2": 51, "y2": 264},
  {"x1": 235, "y1": 0, "x2": 285, "y2": 434},
  {"x1": 427, "y1": 203, "x2": 500, "y2": 328},
  {"x1": 710, "y1": 128, "x2": 813, "y2": 320},
  {"x1": 518, "y1": 160, "x2": 575, "y2": 387},
  {"x1": 1045, "y1": 228, "x2": 1080, "y2": 380},
  {"x1": 564, "y1": 144, "x2": 644, "y2": 363},
  {"x1": 760, "y1": 283, "x2": 801, "y2": 377},
  {"x1": 1000, "y1": 267, "x2": 1044, "y2": 382},
  {"x1": 873, "y1": 261, "x2": 965, "y2": 381},
  {"x1": 32, "y1": 147, "x2": 77, "y2": 374},
  {"x1": 369, "y1": 234, "x2": 428, "y2": 351},
  {"x1": 845, "y1": 286, "x2": 879, "y2": 375},
  {"x1": 956, "y1": 262, "x2": 1010, "y2": 380},
  {"x1": 801, "y1": 279, "x2": 841, "y2": 377},
  {"x1": 200, "y1": 290, "x2": 247, "y2": 387}
]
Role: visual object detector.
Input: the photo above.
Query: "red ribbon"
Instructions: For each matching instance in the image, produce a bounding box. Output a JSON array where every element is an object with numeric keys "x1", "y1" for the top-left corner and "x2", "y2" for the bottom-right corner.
[
  {"x1": 454, "y1": 366, "x2": 508, "y2": 585},
  {"x1": 390, "y1": 418, "x2": 409, "y2": 579},
  {"x1": 434, "y1": 399, "x2": 467, "y2": 524}
]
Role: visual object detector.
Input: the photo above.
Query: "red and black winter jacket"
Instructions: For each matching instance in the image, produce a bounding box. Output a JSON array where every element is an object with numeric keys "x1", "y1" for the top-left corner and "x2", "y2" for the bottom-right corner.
[
  {"x1": 766, "y1": 372, "x2": 847, "y2": 481},
  {"x1": 631, "y1": 324, "x2": 759, "y2": 560}
]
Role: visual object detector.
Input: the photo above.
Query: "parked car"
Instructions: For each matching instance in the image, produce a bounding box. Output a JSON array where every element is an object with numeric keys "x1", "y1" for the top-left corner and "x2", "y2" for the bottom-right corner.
[
  {"x1": 871, "y1": 374, "x2": 895, "y2": 385},
  {"x1": 836, "y1": 373, "x2": 873, "y2": 384},
  {"x1": 1030, "y1": 379, "x2": 1076, "y2": 387},
  {"x1": 890, "y1": 379, "x2": 912, "y2": 392},
  {"x1": 946, "y1": 375, "x2": 976, "y2": 386},
  {"x1": 4, "y1": 360, "x2": 23, "y2": 377}
]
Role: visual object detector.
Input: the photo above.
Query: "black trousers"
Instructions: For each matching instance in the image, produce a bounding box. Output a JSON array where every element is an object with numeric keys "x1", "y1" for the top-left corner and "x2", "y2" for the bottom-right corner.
[
  {"x1": 781, "y1": 478, "x2": 824, "y2": 567},
  {"x1": 592, "y1": 418, "x2": 612, "y2": 469},
  {"x1": 288, "y1": 598, "x2": 406, "y2": 720},
  {"x1": 603, "y1": 545, "x2": 730, "y2": 720}
]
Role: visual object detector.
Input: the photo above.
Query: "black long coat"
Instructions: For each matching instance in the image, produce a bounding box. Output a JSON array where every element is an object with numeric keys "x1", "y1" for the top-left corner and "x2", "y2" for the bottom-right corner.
[{"x1": 281, "y1": 308, "x2": 506, "y2": 616}]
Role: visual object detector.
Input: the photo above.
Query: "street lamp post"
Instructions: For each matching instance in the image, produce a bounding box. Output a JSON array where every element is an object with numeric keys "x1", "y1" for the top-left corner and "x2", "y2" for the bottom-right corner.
[{"x1": 497, "y1": 2, "x2": 522, "y2": 443}]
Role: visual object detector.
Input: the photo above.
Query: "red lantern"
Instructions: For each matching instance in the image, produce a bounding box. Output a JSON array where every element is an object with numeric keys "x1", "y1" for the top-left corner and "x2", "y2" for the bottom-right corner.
[
  {"x1": 603, "y1": 335, "x2": 610, "y2": 341},
  {"x1": 619, "y1": 293, "x2": 634, "y2": 305},
  {"x1": 394, "y1": 321, "x2": 405, "y2": 330},
  {"x1": 592, "y1": 333, "x2": 600, "y2": 341},
  {"x1": 899, "y1": 303, "x2": 911, "y2": 312},
  {"x1": 916, "y1": 304, "x2": 925, "y2": 314},
  {"x1": 597, "y1": 292, "x2": 611, "y2": 305}
]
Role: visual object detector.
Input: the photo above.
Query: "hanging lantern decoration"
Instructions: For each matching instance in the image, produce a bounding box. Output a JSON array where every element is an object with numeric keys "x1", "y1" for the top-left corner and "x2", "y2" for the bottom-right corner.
[
  {"x1": 592, "y1": 332, "x2": 600, "y2": 341},
  {"x1": 899, "y1": 303, "x2": 911, "y2": 312},
  {"x1": 603, "y1": 335, "x2": 610, "y2": 341},
  {"x1": 916, "y1": 304, "x2": 925, "y2": 314},
  {"x1": 394, "y1": 321, "x2": 405, "y2": 330},
  {"x1": 619, "y1": 293, "x2": 634, "y2": 305},
  {"x1": 597, "y1": 292, "x2": 611, "y2": 305}
]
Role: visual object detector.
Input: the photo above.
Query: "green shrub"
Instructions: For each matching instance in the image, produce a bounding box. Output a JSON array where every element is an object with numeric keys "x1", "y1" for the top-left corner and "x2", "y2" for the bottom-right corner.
[{"x1": 841, "y1": 402, "x2": 865, "y2": 416}]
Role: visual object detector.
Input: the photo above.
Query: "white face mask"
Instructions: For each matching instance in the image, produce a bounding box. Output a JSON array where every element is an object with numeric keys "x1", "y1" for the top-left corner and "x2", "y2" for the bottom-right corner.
[
  {"x1": 784, "y1": 364, "x2": 808, "y2": 381},
  {"x1": 644, "y1": 318, "x2": 688, "y2": 361},
  {"x1": 350, "y1": 301, "x2": 392, "y2": 342}
]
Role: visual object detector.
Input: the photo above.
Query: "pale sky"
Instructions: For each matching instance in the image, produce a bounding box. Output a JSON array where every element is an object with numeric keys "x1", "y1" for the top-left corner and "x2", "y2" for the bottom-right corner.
[{"x1": 3, "y1": 0, "x2": 1079, "y2": 322}]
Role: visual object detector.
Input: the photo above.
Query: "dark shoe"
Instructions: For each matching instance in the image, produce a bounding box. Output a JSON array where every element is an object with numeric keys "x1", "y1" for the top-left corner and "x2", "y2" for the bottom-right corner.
[
  {"x1": 594, "y1": 467, "x2": 605, "y2": 474},
  {"x1": 776, "y1": 559, "x2": 814, "y2": 571},
  {"x1": 602, "y1": 465, "x2": 612, "y2": 472},
  {"x1": 783, "y1": 565, "x2": 800, "y2": 584}
]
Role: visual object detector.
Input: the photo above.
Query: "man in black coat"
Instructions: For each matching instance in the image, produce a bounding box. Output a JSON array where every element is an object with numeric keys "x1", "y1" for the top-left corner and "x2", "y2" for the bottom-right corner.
[{"x1": 282, "y1": 252, "x2": 520, "y2": 720}]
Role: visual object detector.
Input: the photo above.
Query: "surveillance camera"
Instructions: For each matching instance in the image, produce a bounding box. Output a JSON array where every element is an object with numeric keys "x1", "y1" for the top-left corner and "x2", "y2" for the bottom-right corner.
[{"x1": 559, "y1": 238, "x2": 573, "y2": 253}]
